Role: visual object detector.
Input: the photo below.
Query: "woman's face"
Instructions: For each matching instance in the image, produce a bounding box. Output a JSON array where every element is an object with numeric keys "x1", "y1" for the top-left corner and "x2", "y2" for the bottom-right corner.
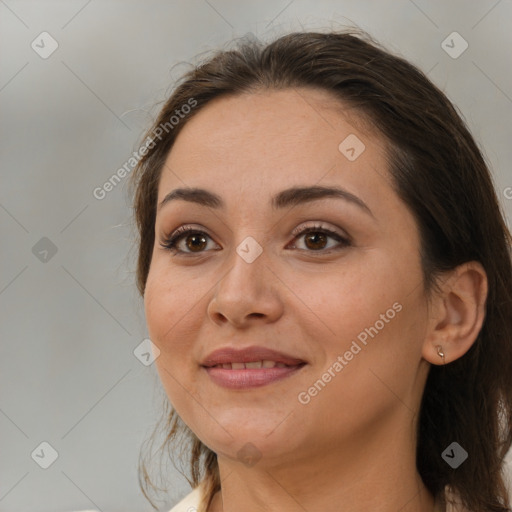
[{"x1": 144, "y1": 88, "x2": 432, "y2": 467}]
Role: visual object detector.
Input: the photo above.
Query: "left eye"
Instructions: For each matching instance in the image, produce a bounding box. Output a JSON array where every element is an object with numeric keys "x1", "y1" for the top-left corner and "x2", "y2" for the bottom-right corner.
[
  {"x1": 289, "y1": 226, "x2": 350, "y2": 252},
  {"x1": 160, "y1": 225, "x2": 350, "y2": 255}
]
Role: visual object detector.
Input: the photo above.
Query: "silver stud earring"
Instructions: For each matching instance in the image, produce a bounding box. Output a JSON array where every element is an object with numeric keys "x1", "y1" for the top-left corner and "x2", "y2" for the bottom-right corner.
[{"x1": 436, "y1": 345, "x2": 446, "y2": 365}]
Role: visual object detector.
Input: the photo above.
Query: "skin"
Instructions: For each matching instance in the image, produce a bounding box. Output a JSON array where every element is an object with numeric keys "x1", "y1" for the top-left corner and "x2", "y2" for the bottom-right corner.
[{"x1": 143, "y1": 88, "x2": 488, "y2": 512}]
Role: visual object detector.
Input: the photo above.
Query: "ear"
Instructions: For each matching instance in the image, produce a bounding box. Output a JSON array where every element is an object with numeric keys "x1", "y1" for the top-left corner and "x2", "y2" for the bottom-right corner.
[{"x1": 422, "y1": 261, "x2": 488, "y2": 365}]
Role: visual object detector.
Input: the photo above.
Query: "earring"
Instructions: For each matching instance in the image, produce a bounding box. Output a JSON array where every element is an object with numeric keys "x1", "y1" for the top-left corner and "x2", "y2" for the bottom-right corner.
[{"x1": 436, "y1": 345, "x2": 446, "y2": 365}]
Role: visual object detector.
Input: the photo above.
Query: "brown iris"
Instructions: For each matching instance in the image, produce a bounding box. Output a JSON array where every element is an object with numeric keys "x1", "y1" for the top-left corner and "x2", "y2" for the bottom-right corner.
[
  {"x1": 186, "y1": 233, "x2": 208, "y2": 252},
  {"x1": 303, "y1": 232, "x2": 328, "y2": 250}
]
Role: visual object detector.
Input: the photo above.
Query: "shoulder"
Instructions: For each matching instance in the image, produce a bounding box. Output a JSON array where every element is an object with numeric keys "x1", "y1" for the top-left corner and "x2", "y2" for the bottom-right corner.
[{"x1": 168, "y1": 486, "x2": 202, "y2": 512}]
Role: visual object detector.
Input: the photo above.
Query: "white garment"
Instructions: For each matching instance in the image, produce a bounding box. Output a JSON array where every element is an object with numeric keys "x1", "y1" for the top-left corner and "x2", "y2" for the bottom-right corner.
[{"x1": 168, "y1": 486, "x2": 202, "y2": 512}]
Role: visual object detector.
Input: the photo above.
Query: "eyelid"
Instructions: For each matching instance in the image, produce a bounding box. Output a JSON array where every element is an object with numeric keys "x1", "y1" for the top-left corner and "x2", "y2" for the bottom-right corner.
[
  {"x1": 168, "y1": 224, "x2": 210, "y2": 240},
  {"x1": 290, "y1": 221, "x2": 350, "y2": 241}
]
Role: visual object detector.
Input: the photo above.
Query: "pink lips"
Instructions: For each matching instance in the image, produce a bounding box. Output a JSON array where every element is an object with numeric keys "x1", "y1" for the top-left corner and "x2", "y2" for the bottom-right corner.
[{"x1": 201, "y1": 346, "x2": 307, "y2": 389}]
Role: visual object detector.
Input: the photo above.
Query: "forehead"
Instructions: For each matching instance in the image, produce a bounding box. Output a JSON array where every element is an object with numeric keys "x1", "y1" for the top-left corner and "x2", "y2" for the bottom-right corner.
[{"x1": 157, "y1": 88, "x2": 388, "y2": 204}]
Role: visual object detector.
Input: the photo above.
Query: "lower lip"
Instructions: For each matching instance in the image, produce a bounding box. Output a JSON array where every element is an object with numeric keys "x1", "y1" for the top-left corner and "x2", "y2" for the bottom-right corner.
[{"x1": 203, "y1": 364, "x2": 306, "y2": 389}]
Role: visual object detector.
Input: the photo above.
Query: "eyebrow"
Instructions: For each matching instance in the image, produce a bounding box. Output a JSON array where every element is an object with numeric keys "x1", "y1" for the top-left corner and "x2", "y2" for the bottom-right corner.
[{"x1": 157, "y1": 185, "x2": 374, "y2": 218}]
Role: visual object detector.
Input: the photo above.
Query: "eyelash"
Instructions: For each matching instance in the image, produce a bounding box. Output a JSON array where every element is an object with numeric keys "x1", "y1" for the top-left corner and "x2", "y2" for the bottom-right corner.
[{"x1": 159, "y1": 223, "x2": 351, "y2": 256}]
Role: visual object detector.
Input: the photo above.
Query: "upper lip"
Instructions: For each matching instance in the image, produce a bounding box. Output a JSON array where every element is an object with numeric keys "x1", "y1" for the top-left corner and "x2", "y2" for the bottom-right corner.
[{"x1": 201, "y1": 346, "x2": 307, "y2": 367}]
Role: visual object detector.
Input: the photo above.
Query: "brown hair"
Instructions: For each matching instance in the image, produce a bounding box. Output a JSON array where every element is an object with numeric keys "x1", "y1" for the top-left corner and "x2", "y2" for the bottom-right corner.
[{"x1": 128, "y1": 29, "x2": 512, "y2": 512}]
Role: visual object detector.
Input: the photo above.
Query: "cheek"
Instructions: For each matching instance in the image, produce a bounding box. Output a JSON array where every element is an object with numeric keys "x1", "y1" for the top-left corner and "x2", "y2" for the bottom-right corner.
[
  {"x1": 286, "y1": 255, "x2": 401, "y2": 347},
  {"x1": 291, "y1": 254, "x2": 424, "y2": 392},
  {"x1": 295, "y1": 302, "x2": 424, "y2": 443},
  {"x1": 144, "y1": 271, "x2": 170, "y2": 347},
  {"x1": 143, "y1": 264, "x2": 196, "y2": 348},
  {"x1": 143, "y1": 266, "x2": 205, "y2": 400}
]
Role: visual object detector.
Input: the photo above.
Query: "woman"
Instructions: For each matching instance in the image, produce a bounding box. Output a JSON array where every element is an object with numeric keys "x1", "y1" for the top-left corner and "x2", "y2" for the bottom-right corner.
[{"x1": 129, "y1": 29, "x2": 512, "y2": 512}]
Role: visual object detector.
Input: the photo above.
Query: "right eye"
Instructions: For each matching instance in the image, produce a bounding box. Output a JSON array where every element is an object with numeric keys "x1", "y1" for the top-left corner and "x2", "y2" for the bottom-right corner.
[{"x1": 160, "y1": 225, "x2": 219, "y2": 255}]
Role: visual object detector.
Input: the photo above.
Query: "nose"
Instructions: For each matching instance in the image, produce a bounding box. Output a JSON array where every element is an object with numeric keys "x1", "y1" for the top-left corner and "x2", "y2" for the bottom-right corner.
[{"x1": 207, "y1": 246, "x2": 284, "y2": 328}]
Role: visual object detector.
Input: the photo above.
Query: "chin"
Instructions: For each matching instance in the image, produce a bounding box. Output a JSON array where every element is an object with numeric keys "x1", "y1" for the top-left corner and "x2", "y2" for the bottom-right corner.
[{"x1": 197, "y1": 420, "x2": 304, "y2": 463}]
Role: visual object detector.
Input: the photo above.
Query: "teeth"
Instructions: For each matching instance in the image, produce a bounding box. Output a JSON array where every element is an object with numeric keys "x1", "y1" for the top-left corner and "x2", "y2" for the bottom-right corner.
[
  {"x1": 212, "y1": 360, "x2": 290, "y2": 369},
  {"x1": 245, "y1": 361, "x2": 263, "y2": 369}
]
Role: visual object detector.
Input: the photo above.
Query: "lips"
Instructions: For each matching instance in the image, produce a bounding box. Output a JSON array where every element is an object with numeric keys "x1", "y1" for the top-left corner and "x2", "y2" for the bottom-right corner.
[
  {"x1": 201, "y1": 346, "x2": 306, "y2": 368},
  {"x1": 201, "y1": 346, "x2": 307, "y2": 389}
]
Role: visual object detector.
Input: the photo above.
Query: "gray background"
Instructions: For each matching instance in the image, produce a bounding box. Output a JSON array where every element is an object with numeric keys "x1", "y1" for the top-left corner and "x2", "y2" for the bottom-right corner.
[{"x1": 1, "y1": 1, "x2": 511, "y2": 511}]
